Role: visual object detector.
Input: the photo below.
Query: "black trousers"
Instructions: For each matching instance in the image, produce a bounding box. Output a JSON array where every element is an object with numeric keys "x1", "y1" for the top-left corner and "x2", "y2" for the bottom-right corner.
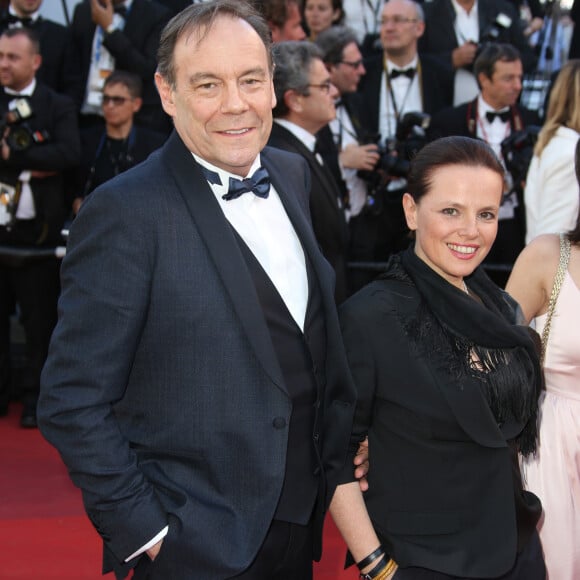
[
  {"x1": 0, "y1": 257, "x2": 60, "y2": 407},
  {"x1": 392, "y1": 530, "x2": 545, "y2": 580}
]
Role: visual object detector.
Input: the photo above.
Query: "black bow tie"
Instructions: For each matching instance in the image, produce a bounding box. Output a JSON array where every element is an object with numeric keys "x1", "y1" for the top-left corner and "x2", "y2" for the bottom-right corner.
[
  {"x1": 389, "y1": 67, "x2": 415, "y2": 80},
  {"x1": 200, "y1": 165, "x2": 271, "y2": 201},
  {"x1": 486, "y1": 110, "x2": 510, "y2": 123},
  {"x1": 6, "y1": 14, "x2": 33, "y2": 27}
]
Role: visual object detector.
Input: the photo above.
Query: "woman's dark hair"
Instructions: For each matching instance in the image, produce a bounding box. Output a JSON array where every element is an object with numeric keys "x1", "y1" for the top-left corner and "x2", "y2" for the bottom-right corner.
[
  {"x1": 406, "y1": 136, "x2": 505, "y2": 202},
  {"x1": 568, "y1": 138, "x2": 580, "y2": 244}
]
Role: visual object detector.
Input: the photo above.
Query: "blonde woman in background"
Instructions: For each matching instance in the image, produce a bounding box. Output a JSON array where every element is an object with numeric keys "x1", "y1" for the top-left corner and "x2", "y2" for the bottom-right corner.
[
  {"x1": 506, "y1": 139, "x2": 580, "y2": 580},
  {"x1": 524, "y1": 60, "x2": 580, "y2": 244}
]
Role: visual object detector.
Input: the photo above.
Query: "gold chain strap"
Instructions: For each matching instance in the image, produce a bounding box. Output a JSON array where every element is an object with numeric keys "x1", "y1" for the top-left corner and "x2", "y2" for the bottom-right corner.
[{"x1": 540, "y1": 233, "x2": 571, "y2": 364}]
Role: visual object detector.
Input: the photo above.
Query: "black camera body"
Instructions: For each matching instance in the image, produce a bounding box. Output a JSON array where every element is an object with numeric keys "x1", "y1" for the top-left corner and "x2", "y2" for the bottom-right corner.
[
  {"x1": 359, "y1": 111, "x2": 431, "y2": 214},
  {"x1": 501, "y1": 124, "x2": 541, "y2": 195},
  {"x1": 0, "y1": 98, "x2": 49, "y2": 152}
]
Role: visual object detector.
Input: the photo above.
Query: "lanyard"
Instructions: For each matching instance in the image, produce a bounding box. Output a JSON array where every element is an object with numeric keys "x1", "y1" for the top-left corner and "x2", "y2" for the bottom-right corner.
[
  {"x1": 361, "y1": 0, "x2": 382, "y2": 35},
  {"x1": 383, "y1": 59, "x2": 423, "y2": 139}
]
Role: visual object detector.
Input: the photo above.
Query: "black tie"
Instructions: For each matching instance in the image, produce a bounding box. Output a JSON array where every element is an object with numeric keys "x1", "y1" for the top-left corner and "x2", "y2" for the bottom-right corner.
[
  {"x1": 486, "y1": 110, "x2": 510, "y2": 123},
  {"x1": 199, "y1": 165, "x2": 271, "y2": 201},
  {"x1": 6, "y1": 14, "x2": 33, "y2": 27},
  {"x1": 389, "y1": 68, "x2": 415, "y2": 80}
]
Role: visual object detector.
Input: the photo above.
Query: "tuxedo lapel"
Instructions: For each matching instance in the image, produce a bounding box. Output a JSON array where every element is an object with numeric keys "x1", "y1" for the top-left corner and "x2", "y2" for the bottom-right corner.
[{"x1": 160, "y1": 132, "x2": 286, "y2": 392}]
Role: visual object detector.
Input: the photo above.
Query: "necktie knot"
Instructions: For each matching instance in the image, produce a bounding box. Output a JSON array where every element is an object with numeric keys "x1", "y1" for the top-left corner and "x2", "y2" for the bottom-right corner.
[
  {"x1": 389, "y1": 67, "x2": 415, "y2": 80},
  {"x1": 199, "y1": 164, "x2": 270, "y2": 201},
  {"x1": 486, "y1": 109, "x2": 510, "y2": 124}
]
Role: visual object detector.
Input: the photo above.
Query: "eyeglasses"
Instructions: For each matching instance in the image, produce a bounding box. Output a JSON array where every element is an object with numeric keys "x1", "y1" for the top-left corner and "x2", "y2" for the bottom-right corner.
[
  {"x1": 380, "y1": 16, "x2": 418, "y2": 26},
  {"x1": 102, "y1": 95, "x2": 132, "y2": 106},
  {"x1": 339, "y1": 59, "x2": 364, "y2": 69},
  {"x1": 307, "y1": 81, "x2": 332, "y2": 94}
]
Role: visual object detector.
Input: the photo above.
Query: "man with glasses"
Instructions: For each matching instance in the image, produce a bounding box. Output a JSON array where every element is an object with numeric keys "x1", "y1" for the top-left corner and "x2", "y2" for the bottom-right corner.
[
  {"x1": 268, "y1": 40, "x2": 350, "y2": 303},
  {"x1": 314, "y1": 26, "x2": 382, "y2": 291},
  {"x1": 357, "y1": 0, "x2": 454, "y2": 144},
  {"x1": 70, "y1": 70, "x2": 166, "y2": 214},
  {"x1": 354, "y1": 0, "x2": 453, "y2": 260}
]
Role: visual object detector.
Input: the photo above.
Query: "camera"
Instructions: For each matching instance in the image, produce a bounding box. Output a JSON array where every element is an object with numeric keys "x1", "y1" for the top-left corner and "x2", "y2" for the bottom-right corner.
[
  {"x1": 0, "y1": 98, "x2": 49, "y2": 151},
  {"x1": 359, "y1": 111, "x2": 431, "y2": 214},
  {"x1": 501, "y1": 125, "x2": 541, "y2": 195},
  {"x1": 479, "y1": 13, "x2": 513, "y2": 46}
]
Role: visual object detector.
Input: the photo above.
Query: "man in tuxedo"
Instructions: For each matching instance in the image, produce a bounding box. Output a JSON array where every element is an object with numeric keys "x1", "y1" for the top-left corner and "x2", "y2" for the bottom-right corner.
[
  {"x1": 429, "y1": 43, "x2": 540, "y2": 286},
  {"x1": 354, "y1": 0, "x2": 453, "y2": 260},
  {"x1": 38, "y1": 2, "x2": 356, "y2": 579},
  {"x1": 69, "y1": 0, "x2": 172, "y2": 132},
  {"x1": 314, "y1": 26, "x2": 382, "y2": 291},
  {"x1": 356, "y1": 0, "x2": 454, "y2": 143},
  {"x1": 0, "y1": 27, "x2": 80, "y2": 426},
  {"x1": 71, "y1": 70, "x2": 167, "y2": 214},
  {"x1": 419, "y1": 0, "x2": 537, "y2": 105},
  {"x1": 254, "y1": 0, "x2": 307, "y2": 42},
  {"x1": 0, "y1": 0, "x2": 80, "y2": 100},
  {"x1": 268, "y1": 41, "x2": 350, "y2": 304}
]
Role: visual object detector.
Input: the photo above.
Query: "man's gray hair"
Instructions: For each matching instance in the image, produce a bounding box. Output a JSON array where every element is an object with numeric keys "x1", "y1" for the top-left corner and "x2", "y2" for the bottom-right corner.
[{"x1": 272, "y1": 41, "x2": 324, "y2": 117}]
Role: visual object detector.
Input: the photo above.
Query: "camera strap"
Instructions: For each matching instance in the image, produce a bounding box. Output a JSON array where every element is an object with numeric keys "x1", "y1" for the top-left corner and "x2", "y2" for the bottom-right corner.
[{"x1": 383, "y1": 58, "x2": 423, "y2": 139}]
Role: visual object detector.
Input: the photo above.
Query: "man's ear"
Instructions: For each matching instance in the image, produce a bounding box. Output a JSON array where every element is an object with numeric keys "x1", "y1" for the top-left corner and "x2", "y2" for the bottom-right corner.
[
  {"x1": 154, "y1": 72, "x2": 175, "y2": 117},
  {"x1": 285, "y1": 89, "x2": 303, "y2": 113}
]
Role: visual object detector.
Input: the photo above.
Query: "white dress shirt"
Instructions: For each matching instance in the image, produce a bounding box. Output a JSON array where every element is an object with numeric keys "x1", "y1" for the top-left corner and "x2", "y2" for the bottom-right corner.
[{"x1": 451, "y1": 0, "x2": 480, "y2": 106}]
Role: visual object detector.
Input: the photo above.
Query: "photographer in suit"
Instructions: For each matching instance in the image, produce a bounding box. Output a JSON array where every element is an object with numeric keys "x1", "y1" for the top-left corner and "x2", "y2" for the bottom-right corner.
[
  {"x1": 71, "y1": 70, "x2": 167, "y2": 215},
  {"x1": 429, "y1": 43, "x2": 540, "y2": 286},
  {"x1": 69, "y1": 0, "x2": 172, "y2": 132},
  {"x1": 419, "y1": 0, "x2": 537, "y2": 105},
  {"x1": 0, "y1": 0, "x2": 80, "y2": 100},
  {"x1": 0, "y1": 27, "x2": 80, "y2": 426}
]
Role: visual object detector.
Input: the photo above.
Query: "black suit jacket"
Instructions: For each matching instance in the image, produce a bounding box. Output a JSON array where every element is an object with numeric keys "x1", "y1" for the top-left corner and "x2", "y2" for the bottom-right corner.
[
  {"x1": 268, "y1": 122, "x2": 350, "y2": 303},
  {"x1": 419, "y1": 0, "x2": 537, "y2": 73},
  {"x1": 355, "y1": 53, "x2": 454, "y2": 138},
  {"x1": 38, "y1": 131, "x2": 356, "y2": 579},
  {"x1": 0, "y1": 82, "x2": 80, "y2": 245},
  {"x1": 69, "y1": 0, "x2": 171, "y2": 130},
  {"x1": 339, "y1": 276, "x2": 540, "y2": 577},
  {"x1": 0, "y1": 13, "x2": 81, "y2": 102}
]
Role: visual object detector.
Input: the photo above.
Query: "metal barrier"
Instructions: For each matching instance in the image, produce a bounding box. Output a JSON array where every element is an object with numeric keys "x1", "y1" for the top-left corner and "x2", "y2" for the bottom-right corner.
[{"x1": 0, "y1": 245, "x2": 66, "y2": 268}]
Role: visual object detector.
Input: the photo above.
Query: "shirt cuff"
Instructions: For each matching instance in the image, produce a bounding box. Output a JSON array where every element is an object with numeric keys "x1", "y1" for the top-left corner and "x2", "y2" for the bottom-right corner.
[{"x1": 124, "y1": 526, "x2": 168, "y2": 562}]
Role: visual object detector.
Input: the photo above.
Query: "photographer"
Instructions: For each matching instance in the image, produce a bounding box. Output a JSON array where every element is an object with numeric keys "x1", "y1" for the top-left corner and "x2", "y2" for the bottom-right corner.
[
  {"x1": 0, "y1": 27, "x2": 80, "y2": 427},
  {"x1": 420, "y1": 0, "x2": 537, "y2": 106},
  {"x1": 429, "y1": 43, "x2": 540, "y2": 286}
]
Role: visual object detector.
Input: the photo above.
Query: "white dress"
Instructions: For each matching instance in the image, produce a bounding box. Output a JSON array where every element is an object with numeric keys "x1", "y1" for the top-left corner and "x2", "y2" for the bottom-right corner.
[{"x1": 522, "y1": 271, "x2": 580, "y2": 580}]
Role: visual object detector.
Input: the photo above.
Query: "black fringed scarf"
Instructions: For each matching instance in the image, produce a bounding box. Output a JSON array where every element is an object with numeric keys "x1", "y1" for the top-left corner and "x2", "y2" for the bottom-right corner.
[{"x1": 383, "y1": 248, "x2": 542, "y2": 456}]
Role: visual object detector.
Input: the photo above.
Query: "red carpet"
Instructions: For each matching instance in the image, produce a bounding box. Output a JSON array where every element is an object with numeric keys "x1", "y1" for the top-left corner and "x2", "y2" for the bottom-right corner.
[{"x1": 0, "y1": 403, "x2": 357, "y2": 579}]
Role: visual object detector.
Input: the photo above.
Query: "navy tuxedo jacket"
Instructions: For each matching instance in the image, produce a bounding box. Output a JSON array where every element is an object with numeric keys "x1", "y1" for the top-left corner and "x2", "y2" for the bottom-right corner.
[{"x1": 38, "y1": 131, "x2": 356, "y2": 579}]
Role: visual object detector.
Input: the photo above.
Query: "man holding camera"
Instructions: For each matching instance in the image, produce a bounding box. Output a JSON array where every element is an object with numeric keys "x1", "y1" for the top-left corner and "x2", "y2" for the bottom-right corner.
[
  {"x1": 353, "y1": 0, "x2": 453, "y2": 261},
  {"x1": 420, "y1": 0, "x2": 537, "y2": 106},
  {"x1": 0, "y1": 27, "x2": 80, "y2": 426},
  {"x1": 429, "y1": 43, "x2": 539, "y2": 286}
]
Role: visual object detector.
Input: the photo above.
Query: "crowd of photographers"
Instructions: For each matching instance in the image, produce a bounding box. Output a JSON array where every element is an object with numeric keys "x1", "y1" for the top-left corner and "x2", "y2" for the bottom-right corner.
[{"x1": 0, "y1": 0, "x2": 576, "y2": 428}]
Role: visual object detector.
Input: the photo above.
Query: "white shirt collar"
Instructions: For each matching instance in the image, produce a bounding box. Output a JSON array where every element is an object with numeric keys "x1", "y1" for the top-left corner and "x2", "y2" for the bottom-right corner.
[
  {"x1": 192, "y1": 153, "x2": 262, "y2": 188},
  {"x1": 8, "y1": 6, "x2": 40, "y2": 23},
  {"x1": 385, "y1": 56, "x2": 418, "y2": 74},
  {"x1": 478, "y1": 94, "x2": 509, "y2": 116},
  {"x1": 274, "y1": 119, "x2": 317, "y2": 153},
  {"x1": 4, "y1": 78, "x2": 36, "y2": 97}
]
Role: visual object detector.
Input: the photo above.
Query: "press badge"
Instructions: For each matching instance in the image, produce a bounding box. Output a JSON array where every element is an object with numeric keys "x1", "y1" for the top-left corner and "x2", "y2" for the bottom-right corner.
[{"x1": 0, "y1": 182, "x2": 16, "y2": 226}]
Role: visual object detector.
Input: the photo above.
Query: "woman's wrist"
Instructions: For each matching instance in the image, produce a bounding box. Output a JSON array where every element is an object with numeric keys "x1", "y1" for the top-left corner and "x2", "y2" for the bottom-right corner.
[{"x1": 359, "y1": 557, "x2": 397, "y2": 580}]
